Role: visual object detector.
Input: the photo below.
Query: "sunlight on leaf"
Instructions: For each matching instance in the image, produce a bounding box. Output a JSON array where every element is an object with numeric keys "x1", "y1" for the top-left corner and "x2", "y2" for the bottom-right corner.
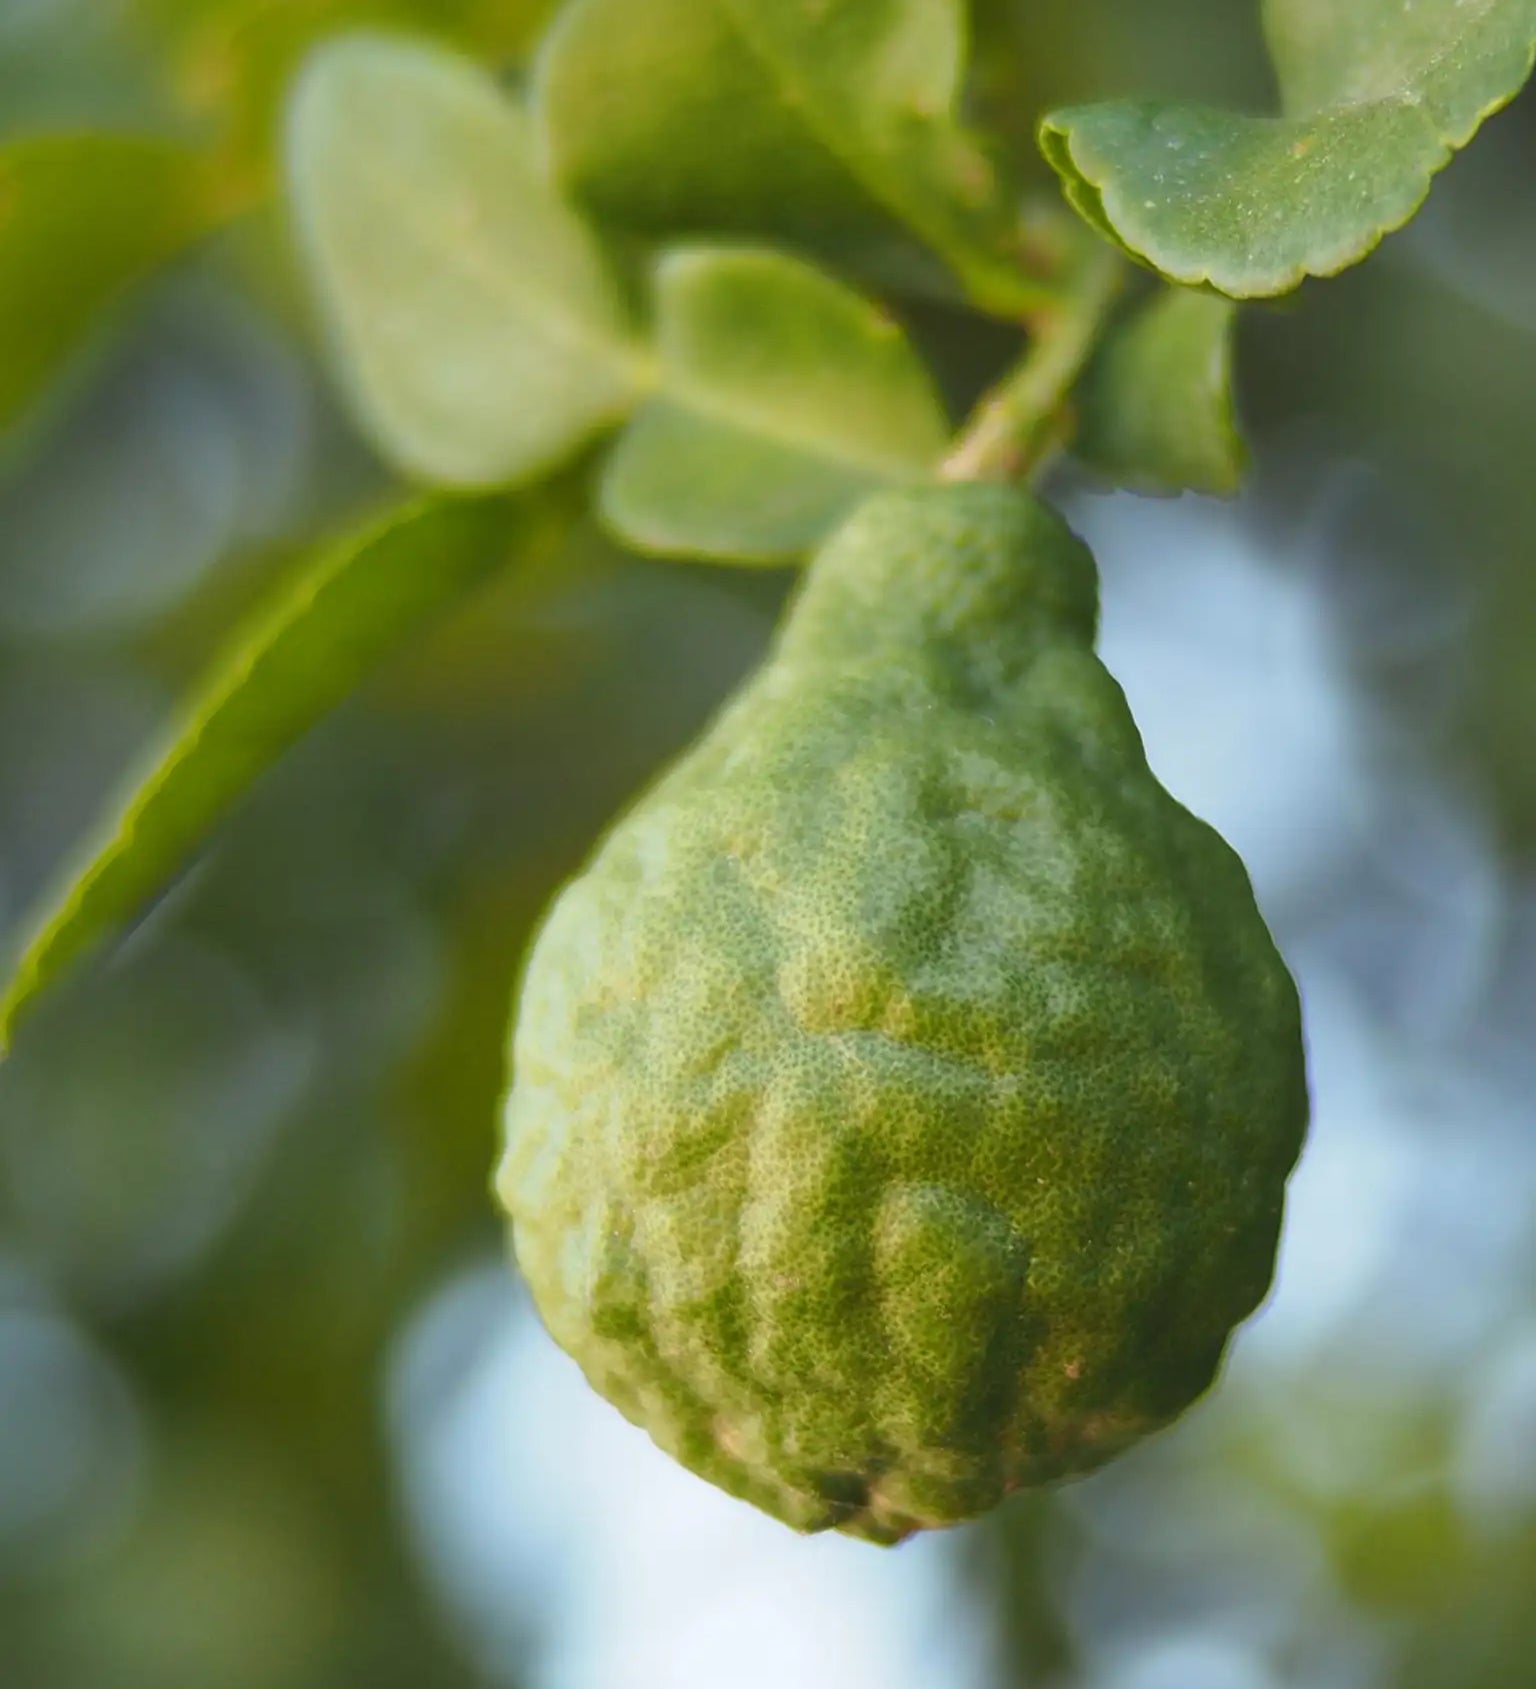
[
  {"x1": 603, "y1": 248, "x2": 949, "y2": 562},
  {"x1": 285, "y1": 31, "x2": 648, "y2": 487}
]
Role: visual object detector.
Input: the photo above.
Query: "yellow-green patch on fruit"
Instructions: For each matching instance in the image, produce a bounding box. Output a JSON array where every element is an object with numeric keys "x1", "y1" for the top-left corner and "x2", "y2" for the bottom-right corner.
[{"x1": 498, "y1": 483, "x2": 1307, "y2": 1544}]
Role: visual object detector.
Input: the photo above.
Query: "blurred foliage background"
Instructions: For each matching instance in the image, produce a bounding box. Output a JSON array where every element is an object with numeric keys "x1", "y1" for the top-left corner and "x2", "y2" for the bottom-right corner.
[{"x1": 1, "y1": 3, "x2": 1535, "y2": 1686}]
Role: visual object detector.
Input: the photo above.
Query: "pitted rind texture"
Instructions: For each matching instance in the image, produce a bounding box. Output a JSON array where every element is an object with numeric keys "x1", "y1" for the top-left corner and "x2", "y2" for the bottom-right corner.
[{"x1": 499, "y1": 484, "x2": 1308, "y2": 1544}]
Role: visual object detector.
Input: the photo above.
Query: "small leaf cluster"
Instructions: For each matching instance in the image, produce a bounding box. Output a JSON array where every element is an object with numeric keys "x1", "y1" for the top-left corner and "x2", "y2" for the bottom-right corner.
[
  {"x1": 285, "y1": 21, "x2": 985, "y2": 562},
  {"x1": 1, "y1": 0, "x2": 1531, "y2": 1045}
]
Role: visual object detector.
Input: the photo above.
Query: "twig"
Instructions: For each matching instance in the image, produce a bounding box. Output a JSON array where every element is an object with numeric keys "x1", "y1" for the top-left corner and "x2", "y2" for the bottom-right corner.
[{"x1": 941, "y1": 243, "x2": 1123, "y2": 486}]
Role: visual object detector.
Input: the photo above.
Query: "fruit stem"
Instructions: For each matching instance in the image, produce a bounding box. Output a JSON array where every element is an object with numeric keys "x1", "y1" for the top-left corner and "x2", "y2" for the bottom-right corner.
[{"x1": 941, "y1": 241, "x2": 1123, "y2": 486}]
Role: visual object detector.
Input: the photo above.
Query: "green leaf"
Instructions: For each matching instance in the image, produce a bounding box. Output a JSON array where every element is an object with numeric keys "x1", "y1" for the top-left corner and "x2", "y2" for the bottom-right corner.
[
  {"x1": 0, "y1": 134, "x2": 212, "y2": 432},
  {"x1": 0, "y1": 494, "x2": 522, "y2": 1054},
  {"x1": 1074, "y1": 289, "x2": 1245, "y2": 497},
  {"x1": 1040, "y1": 0, "x2": 1536, "y2": 298},
  {"x1": 285, "y1": 31, "x2": 649, "y2": 488},
  {"x1": 535, "y1": 0, "x2": 1040, "y2": 315},
  {"x1": 602, "y1": 248, "x2": 949, "y2": 562}
]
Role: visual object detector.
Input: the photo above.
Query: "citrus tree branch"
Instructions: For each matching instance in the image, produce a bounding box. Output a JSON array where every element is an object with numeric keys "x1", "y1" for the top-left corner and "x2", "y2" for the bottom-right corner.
[{"x1": 941, "y1": 241, "x2": 1123, "y2": 486}]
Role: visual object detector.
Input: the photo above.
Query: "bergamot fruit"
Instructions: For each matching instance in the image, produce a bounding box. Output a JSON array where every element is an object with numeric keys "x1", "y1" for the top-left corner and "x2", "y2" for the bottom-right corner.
[{"x1": 497, "y1": 483, "x2": 1307, "y2": 1544}]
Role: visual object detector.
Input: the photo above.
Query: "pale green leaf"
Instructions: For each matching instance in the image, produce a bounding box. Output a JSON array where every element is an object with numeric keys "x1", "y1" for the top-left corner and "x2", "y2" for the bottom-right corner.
[
  {"x1": 535, "y1": 0, "x2": 1040, "y2": 315},
  {"x1": 602, "y1": 248, "x2": 950, "y2": 562},
  {"x1": 1041, "y1": 0, "x2": 1536, "y2": 297},
  {"x1": 0, "y1": 134, "x2": 212, "y2": 432},
  {"x1": 1074, "y1": 289, "x2": 1245, "y2": 497},
  {"x1": 285, "y1": 31, "x2": 649, "y2": 487},
  {"x1": 0, "y1": 495, "x2": 522, "y2": 1054}
]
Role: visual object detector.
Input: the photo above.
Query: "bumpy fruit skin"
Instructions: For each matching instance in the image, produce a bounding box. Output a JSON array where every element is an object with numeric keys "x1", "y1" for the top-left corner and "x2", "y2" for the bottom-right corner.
[{"x1": 498, "y1": 484, "x2": 1307, "y2": 1544}]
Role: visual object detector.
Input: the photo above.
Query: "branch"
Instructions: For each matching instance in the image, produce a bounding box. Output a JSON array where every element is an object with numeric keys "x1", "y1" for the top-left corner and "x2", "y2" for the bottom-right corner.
[{"x1": 941, "y1": 242, "x2": 1123, "y2": 485}]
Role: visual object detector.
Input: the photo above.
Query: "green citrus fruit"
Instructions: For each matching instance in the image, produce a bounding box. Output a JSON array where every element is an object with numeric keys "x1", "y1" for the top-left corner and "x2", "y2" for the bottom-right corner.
[{"x1": 497, "y1": 483, "x2": 1307, "y2": 1543}]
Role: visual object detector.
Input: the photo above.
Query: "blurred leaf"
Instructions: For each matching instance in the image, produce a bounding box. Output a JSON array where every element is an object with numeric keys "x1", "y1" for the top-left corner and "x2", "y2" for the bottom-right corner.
[
  {"x1": 0, "y1": 134, "x2": 212, "y2": 432},
  {"x1": 0, "y1": 495, "x2": 523, "y2": 1054},
  {"x1": 285, "y1": 32, "x2": 648, "y2": 487},
  {"x1": 43, "y1": 1429, "x2": 350, "y2": 1689},
  {"x1": 1041, "y1": 0, "x2": 1536, "y2": 297},
  {"x1": 602, "y1": 248, "x2": 949, "y2": 562},
  {"x1": 1331, "y1": 1479, "x2": 1470, "y2": 1615},
  {"x1": 139, "y1": 0, "x2": 559, "y2": 181},
  {"x1": 1074, "y1": 288, "x2": 1245, "y2": 496},
  {"x1": 535, "y1": 0, "x2": 1042, "y2": 315}
]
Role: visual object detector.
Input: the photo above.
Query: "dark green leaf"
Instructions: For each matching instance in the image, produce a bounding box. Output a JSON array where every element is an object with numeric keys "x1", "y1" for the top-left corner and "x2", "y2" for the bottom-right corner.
[
  {"x1": 0, "y1": 134, "x2": 212, "y2": 432},
  {"x1": 535, "y1": 0, "x2": 1040, "y2": 314},
  {"x1": 1041, "y1": 0, "x2": 1536, "y2": 297},
  {"x1": 1075, "y1": 289, "x2": 1245, "y2": 496},
  {"x1": 603, "y1": 248, "x2": 949, "y2": 562},
  {"x1": 285, "y1": 32, "x2": 649, "y2": 487},
  {"x1": 0, "y1": 495, "x2": 522, "y2": 1053}
]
